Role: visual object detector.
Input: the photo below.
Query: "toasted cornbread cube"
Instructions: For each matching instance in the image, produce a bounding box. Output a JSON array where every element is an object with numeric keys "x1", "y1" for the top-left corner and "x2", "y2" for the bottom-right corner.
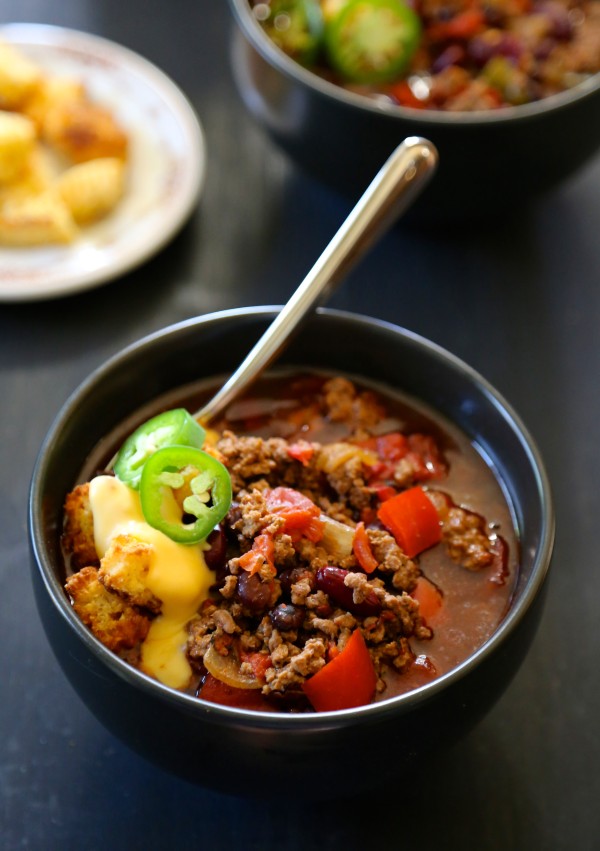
[
  {"x1": 65, "y1": 566, "x2": 152, "y2": 653},
  {"x1": 0, "y1": 189, "x2": 77, "y2": 246},
  {"x1": 21, "y1": 75, "x2": 86, "y2": 131},
  {"x1": 56, "y1": 157, "x2": 125, "y2": 223},
  {"x1": 98, "y1": 534, "x2": 161, "y2": 613},
  {"x1": 0, "y1": 111, "x2": 36, "y2": 183},
  {"x1": 0, "y1": 146, "x2": 55, "y2": 205},
  {"x1": 63, "y1": 483, "x2": 99, "y2": 570},
  {"x1": 0, "y1": 40, "x2": 41, "y2": 109},
  {"x1": 42, "y1": 97, "x2": 128, "y2": 163}
]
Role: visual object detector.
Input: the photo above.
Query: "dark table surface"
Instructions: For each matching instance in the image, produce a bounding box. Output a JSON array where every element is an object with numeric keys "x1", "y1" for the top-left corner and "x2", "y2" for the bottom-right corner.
[{"x1": 1, "y1": 2, "x2": 599, "y2": 849}]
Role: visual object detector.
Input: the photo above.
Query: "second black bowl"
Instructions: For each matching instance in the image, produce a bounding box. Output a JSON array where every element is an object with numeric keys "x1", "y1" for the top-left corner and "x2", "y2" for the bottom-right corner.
[{"x1": 228, "y1": 0, "x2": 600, "y2": 222}]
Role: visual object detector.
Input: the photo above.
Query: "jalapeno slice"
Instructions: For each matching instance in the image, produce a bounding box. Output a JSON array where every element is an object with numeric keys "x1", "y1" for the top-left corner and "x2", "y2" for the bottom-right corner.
[
  {"x1": 255, "y1": 0, "x2": 325, "y2": 66},
  {"x1": 325, "y1": 0, "x2": 421, "y2": 84},
  {"x1": 139, "y1": 446, "x2": 232, "y2": 545},
  {"x1": 114, "y1": 409, "x2": 206, "y2": 490}
]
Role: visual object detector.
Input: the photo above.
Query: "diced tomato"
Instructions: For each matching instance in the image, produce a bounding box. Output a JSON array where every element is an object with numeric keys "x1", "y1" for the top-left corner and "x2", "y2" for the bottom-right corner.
[
  {"x1": 239, "y1": 648, "x2": 273, "y2": 681},
  {"x1": 359, "y1": 432, "x2": 408, "y2": 461},
  {"x1": 238, "y1": 533, "x2": 275, "y2": 575},
  {"x1": 411, "y1": 576, "x2": 443, "y2": 621},
  {"x1": 429, "y1": 9, "x2": 486, "y2": 41},
  {"x1": 198, "y1": 674, "x2": 275, "y2": 711},
  {"x1": 352, "y1": 521, "x2": 379, "y2": 574},
  {"x1": 287, "y1": 441, "x2": 315, "y2": 465},
  {"x1": 265, "y1": 487, "x2": 323, "y2": 542},
  {"x1": 407, "y1": 434, "x2": 447, "y2": 480},
  {"x1": 397, "y1": 654, "x2": 438, "y2": 694},
  {"x1": 302, "y1": 629, "x2": 377, "y2": 712},
  {"x1": 377, "y1": 486, "x2": 442, "y2": 558},
  {"x1": 371, "y1": 482, "x2": 397, "y2": 502},
  {"x1": 389, "y1": 80, "x2": 429, "y2": 109}
]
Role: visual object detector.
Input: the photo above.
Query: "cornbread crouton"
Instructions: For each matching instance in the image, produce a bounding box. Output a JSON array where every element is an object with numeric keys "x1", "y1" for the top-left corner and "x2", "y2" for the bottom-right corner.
[
  {"x1": 42, "y1": 97, "x2": 128, "y2": 163},
  {"x1": 56, "y1": 156, "x2": 125, "y2": 223},
  {"x1": 98, "y1": 534, "x2": 161, "y2": 613},
  {"x1": 65, "y1": 566, "x2": 152, "y2": 652},
  {"x1": 21, "y1": 75, "x2": 86, "y2": 131},
  {"x1": 0, "y1": 40, "x2": 40, "y2": 109},
  {"x1": 0, "y1": 188, "x2": 77, "y2": 245},
  {"x1": 62, "y1": 483, "x2": 99, "y2": 570},
  {"x1": 0, "y1": 145, "x2": 54, "y2": 201},
  {"x1": 0, "y1": 111, "x2": 36, "y2": 183}
]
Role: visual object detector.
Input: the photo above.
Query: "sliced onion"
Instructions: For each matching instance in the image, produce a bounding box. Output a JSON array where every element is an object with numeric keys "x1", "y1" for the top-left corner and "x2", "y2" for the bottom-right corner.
[
  {"x1": 203, "y1": 643, "x2": 262, "y2": 690},
  {"x1": 319, "y1": 514, "x2": 355, "y2": 560}
]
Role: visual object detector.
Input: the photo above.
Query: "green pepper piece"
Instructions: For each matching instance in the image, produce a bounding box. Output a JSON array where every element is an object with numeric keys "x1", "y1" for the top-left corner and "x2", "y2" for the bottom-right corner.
[
  {"x1": 114, "y1": 409, "x2": 206, "y2": 490},
  {"x1": 140, "y1": 446, "x2": 232, "y2": 545},
  {"x1": 256, "y1": 0, "x2": 325, "y2": 66},
  {"x1": 325, "y1": 0, "x2": 421, "y2": 85}
]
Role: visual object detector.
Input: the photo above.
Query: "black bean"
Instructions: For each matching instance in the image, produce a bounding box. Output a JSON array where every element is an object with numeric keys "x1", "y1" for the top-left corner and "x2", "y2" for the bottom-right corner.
[
  {"x1": 204, "y1": 525, "x2": 227, "y2": 572},
  {"x1": 270, "y1": 603, "x2": 304, "y2": 631}
]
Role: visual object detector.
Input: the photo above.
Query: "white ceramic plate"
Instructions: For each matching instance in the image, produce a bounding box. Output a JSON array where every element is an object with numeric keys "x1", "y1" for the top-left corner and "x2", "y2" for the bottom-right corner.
[{"x1": 0, "y1": 23, "x2": 206, "y2": 301}]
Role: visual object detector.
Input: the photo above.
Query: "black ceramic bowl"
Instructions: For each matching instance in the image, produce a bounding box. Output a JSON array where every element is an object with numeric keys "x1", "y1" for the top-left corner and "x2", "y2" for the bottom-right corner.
[
  {"x1": 227, "y1": 0, "x2": 600, "y2": 221},
  {"x1": 29, "y1": 308, "x2": 554, "y2": 797}
]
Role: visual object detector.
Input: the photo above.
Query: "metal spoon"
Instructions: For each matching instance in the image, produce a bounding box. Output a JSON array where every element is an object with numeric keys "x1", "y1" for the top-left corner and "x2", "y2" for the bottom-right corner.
[{"x1": 194, "y1": 136, "x2": 438, "y2": 424}]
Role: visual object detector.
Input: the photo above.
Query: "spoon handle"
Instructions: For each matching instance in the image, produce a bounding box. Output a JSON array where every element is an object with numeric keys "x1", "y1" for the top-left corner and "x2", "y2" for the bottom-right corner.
[{"x1": 195, "y1": 136, "x2": 438, "y2": 423}]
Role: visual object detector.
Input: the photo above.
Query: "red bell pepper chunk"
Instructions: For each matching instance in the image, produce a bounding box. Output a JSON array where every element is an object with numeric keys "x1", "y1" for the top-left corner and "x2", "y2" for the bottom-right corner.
[
  {"x1": 287, "y1": 441, "x2": 315, "y2": 465},
  {"x1": 389, "y1": 80, "x2": 428, "y2": 109},
  {"x1": 302, "y1": 629, "x2": 377, "y2": 712},
  {"x1": 266, "y1": 487, "x2": 324, "y2": 542},
  {"x1": 411, "y1": 576, "x2": 443, "y2": 621},
  {"x1": 377, "y1": 486, "x2": 441, "y2": 558},
  {"x1": 352, "y1": 521, "x2": 379, "y2": 574}
]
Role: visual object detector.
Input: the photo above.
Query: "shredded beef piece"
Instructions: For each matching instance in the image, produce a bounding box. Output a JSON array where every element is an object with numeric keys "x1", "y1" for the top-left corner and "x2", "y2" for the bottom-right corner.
[
  {"x1": 367, "y1": 529, "x2": 419, "y2": 592},
  {"x1": 264, "y1": 636, "x2": 327, "y2": 693},
  {"x1": 216, "y1": 432, "x2": 289, "y2": 490},
  {"x1": 305, "y1": 611, "x2": 339, "y2": 638},
  {"x1": 322, "y1": 377, "x2": 385, "y2": 429},
  {"x1": 442, "y1": 505, "x2": 496, "y2": 570},
  {"x1": 315, "y1": 442, "x2": 373, "y2": 512},
  {"x1": 229, "y1": 488, "x2": 283, "y2": 541},
  {"x1": 217, "y1": 431, "x2": 324, "y2": 494},
  {"x1": 212, "y1": 609, "x2": 239, "y2": 635},
  {"x1": 219, "y1": 574, "x2": 238, "y2": 599}
]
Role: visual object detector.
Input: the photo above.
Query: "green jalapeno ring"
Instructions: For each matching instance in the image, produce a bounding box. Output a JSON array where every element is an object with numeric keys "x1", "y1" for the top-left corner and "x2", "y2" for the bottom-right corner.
[
  {"x1": 325, "y1": 0, "x2": 421, "y2": 85},
  {"x1": 257, "y1": 0, "x2": 325, "y2": 66},
  {"x1": 139, "y1": 445, "x2": 232, "y2": 545},
  {"x1": 114, "y1": 409, "x2": 206, "y2": 490}
]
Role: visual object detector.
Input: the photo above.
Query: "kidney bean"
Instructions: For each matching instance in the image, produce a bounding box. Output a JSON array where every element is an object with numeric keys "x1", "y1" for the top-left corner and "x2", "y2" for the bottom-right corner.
[
  {"x1": 270, "y1": 603, "x2": 304, "y2": 631},
  {"x1": 315, "y1": 567, "x2": 381, "y2": 617},
  {"x1": 204, "y1": 525, "x2": 227, "y2": 572},
  {"x1": 237, "y1": 570, "x2": 274, "y2": 613},
  {"x1": 432, "y1": 44, "x2": 466, "y2": 74}
]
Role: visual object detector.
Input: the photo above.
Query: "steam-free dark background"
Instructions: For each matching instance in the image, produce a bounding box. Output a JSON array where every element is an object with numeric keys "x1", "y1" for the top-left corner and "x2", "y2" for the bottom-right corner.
[{"x1": 1, "y1": 2, "x2": 598, "y2": 849}]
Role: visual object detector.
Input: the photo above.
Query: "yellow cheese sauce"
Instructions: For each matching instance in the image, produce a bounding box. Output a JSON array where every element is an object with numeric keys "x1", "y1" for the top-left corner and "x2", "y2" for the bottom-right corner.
[{"x1": 88, "y1": 475, "x2": 213, "y2": 689}]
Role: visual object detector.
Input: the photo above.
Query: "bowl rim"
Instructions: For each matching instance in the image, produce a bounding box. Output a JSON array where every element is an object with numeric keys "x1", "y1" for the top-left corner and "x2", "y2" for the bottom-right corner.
[
  {"x1": 29, "y1": 306, "x2": 555, "y2": 730},
  {"x1": 227, "y1": 0, "x2": 600, "y2": 126}
]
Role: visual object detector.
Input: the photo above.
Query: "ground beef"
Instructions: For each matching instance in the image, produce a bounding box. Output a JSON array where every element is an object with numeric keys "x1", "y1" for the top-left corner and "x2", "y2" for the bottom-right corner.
[{"x1": 63, "y1": 374, "x2": 507, "y2": 712}]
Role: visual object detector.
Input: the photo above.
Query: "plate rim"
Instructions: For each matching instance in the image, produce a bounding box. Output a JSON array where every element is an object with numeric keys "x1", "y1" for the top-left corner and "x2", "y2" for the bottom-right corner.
[{"x1": 0, "y1": 22, "x2": 207, "y2": 302}]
